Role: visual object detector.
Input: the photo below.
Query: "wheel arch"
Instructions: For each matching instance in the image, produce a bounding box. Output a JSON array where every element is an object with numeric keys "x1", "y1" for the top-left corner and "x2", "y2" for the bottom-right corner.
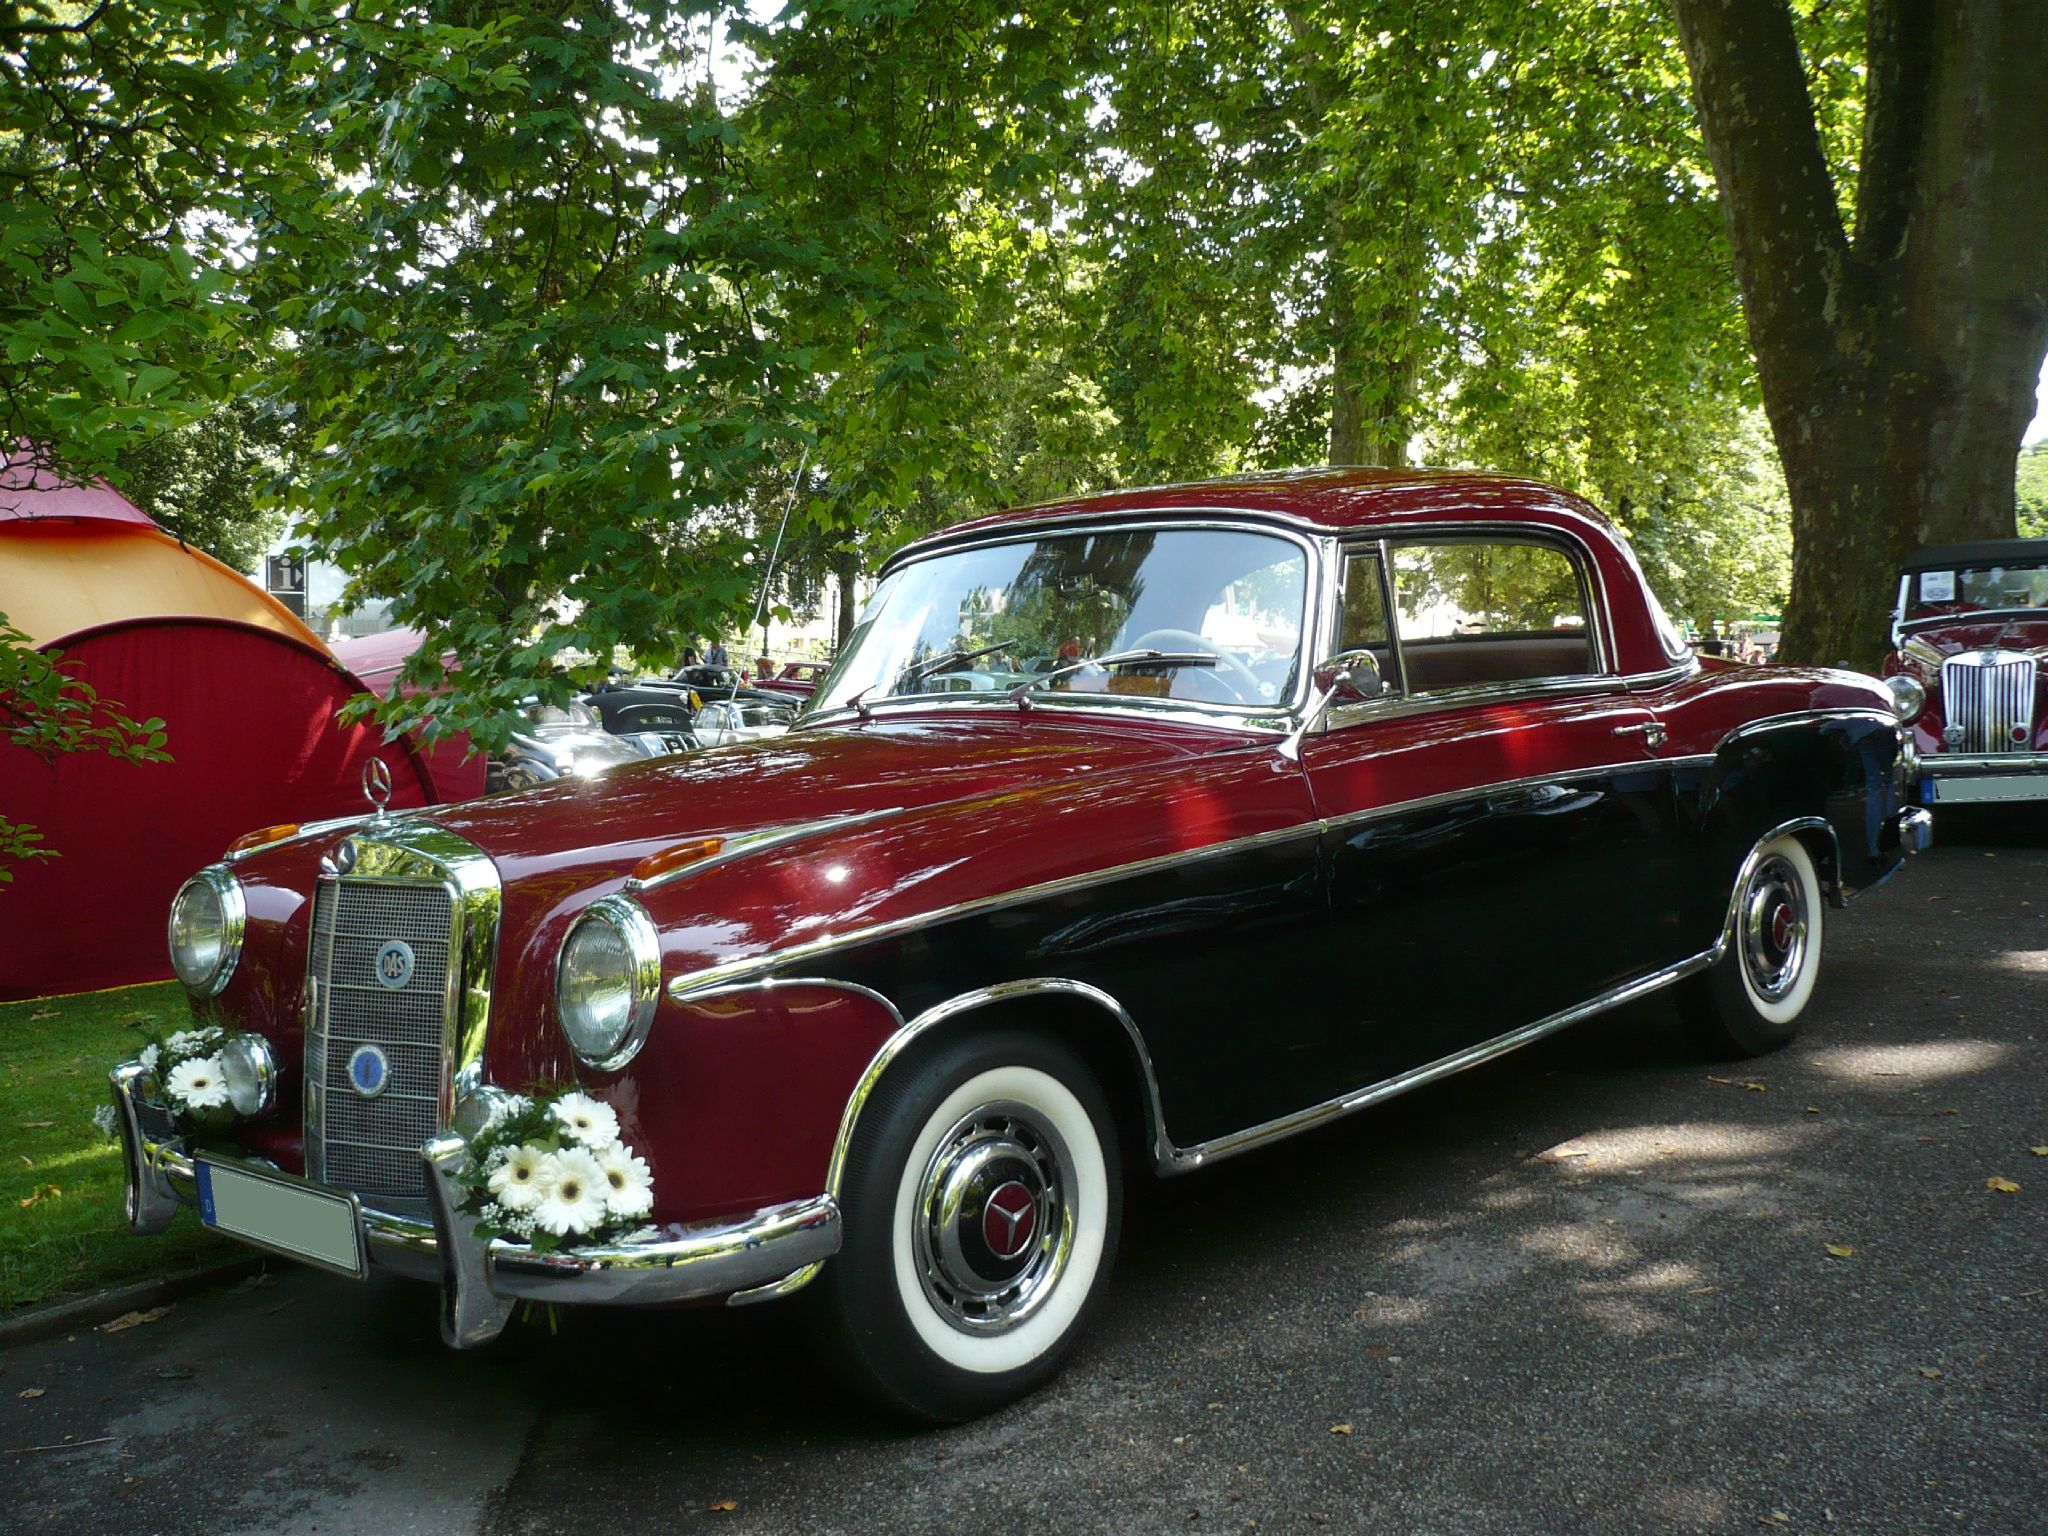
[{"x1": 824, "y1": 978, "x2": 1172, "y2": 1202}]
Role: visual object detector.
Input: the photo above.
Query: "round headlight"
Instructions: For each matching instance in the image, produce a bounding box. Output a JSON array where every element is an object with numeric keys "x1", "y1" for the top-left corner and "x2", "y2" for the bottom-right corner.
[
  {"x1": 220, "y1": 1033, "x2": 277, "y2": 1116},
  {"x1": 167, "y1": 867, "x2": 246, "y2": 996},
  {"x1": 555, "y1": 896, "x2": 662, "y2": 1068},
  {"x1": 1883, "y1": 673, "x2": 1926, "y2": 723}
]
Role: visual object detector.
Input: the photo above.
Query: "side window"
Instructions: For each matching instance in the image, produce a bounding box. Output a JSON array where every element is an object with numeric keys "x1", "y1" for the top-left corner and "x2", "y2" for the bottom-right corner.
[{"x1": 1390, "y1": 540, "x2": 1595, "y2": 692}]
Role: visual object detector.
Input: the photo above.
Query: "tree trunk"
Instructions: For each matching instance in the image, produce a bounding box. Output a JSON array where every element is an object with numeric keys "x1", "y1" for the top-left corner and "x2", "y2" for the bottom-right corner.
[
  {"x1": 1673, "y1": 0, "x2": 2048, "y2": 670},
  {"x1": 832, "y1": 542, "x2": 859, "y2": 649}
]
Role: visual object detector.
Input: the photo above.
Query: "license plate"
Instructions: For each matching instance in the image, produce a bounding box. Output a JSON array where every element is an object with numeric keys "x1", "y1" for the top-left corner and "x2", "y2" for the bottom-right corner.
[
  {"x1": 195, "y1": 1158, "x2": 366, "y2": 1278},
  {"x1": 1928, "y1": 774, "x2": 2048, "y2": 805}
]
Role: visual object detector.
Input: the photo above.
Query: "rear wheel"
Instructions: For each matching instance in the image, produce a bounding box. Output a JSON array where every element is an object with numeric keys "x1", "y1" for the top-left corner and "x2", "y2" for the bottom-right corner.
[
  {"x1": 1681, "y1": 832, "x2": 1825, "y2": 1057},
  {"x1": 812, "y1": 1030, "x2": 1121, "y2": 1423}
]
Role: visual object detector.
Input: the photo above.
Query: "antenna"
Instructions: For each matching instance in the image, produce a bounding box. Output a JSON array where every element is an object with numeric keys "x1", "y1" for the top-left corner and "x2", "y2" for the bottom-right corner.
[{"x1": 747, "y1": 447, "x2": 811, "y2": 650}]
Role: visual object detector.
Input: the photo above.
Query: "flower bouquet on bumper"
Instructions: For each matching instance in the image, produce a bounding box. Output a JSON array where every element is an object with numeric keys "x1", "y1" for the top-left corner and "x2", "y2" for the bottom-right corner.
[
  {"x1": 138, "y1": 1025, "x2": 240, "y2": 1133},
  {"x1": 456, "y1": 1089, "x2": 655, "y2": 1254}
]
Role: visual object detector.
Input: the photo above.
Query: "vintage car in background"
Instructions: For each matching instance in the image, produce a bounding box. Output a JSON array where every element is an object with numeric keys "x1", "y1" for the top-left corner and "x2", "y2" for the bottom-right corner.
[
  {"x1": 689, "y1": 696, "x2": 796, "y2": 747},
  {"x1": 1882, "y1": 538, "x2": 2048, "y2": 807},
  {"x1": 483, "y1": 698, "x2": 645, "y2": 792},
  {"x1": 114, "y1": 469, "x2": 1930, "y2": 1423},
  {"x1": 754, "y1": 660, "x2": 831, "y2": 703}
]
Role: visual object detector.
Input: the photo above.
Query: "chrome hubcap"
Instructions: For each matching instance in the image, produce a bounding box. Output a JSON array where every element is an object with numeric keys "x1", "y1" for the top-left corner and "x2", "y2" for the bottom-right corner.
[
  {"x1": 914, "y1": 1102, "x2": 1074, "y2": 1335},
  {"x1": 1741, "y1": 853, "x2": 1808, "y2": 1001}
]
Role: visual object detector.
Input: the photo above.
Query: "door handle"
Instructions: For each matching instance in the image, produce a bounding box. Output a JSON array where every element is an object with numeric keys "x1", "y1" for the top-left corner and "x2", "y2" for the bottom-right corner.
[{"x1": 1613, "y1": 720, "x2": 1668, "y2": 749}]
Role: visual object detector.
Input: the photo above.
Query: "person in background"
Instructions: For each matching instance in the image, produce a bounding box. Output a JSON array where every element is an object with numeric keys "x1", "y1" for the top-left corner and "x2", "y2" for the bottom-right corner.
[
  {"x1": 705, "y1": 638, "x2": 729, "y2": 667},
  {"x1": 756, "y1": 653, "x2": 775, "y2": 683},
  {"x1": 681, "y1": 646, "x2": 701, "y2": 669}
]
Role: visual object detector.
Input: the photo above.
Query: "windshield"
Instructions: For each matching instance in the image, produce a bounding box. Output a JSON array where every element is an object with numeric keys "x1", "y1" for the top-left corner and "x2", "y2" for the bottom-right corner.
[
  {"x1": 1904, "y1": 561, "x2": 2048, "y2": 622},
  {"x1": 814, "y1": 526, "x2": 1310, "y2": 715}
]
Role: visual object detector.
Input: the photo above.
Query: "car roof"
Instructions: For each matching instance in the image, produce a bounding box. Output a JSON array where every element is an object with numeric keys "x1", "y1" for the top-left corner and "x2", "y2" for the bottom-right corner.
[
  {"x1": 900, "y1": 467, "x2": 1613, "y2": 549},
  {"x1": 1900, "y1": 537, "x2": 2048, "y2": 572}
]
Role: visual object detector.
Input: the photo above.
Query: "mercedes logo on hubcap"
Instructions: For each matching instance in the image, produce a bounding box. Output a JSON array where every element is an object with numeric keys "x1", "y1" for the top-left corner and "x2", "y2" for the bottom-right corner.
[{"x1": 981, "y1": 1180, "x2": 1039, "y2": 1262}]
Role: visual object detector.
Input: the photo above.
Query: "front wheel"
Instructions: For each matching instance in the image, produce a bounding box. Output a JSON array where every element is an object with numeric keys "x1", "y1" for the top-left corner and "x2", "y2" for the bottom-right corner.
[
  {"x1": 811, "y1": 1031, "x2": 1122, "y2": 1423},
  {"x1": 1680, "y1": 832, "x2": 1825, "y2": 1057}
]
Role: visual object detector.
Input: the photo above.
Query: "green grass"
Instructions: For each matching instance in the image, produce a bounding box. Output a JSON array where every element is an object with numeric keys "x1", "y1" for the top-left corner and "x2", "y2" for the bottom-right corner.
[{"x1": 0, "y1": 982, "x2": 233, "y2": 1312}]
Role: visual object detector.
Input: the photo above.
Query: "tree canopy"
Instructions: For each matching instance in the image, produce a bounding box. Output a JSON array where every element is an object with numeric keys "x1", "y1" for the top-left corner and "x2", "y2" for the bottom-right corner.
[{"x1": 4, "y1": 0, "x2": 2043, "y2": 779}]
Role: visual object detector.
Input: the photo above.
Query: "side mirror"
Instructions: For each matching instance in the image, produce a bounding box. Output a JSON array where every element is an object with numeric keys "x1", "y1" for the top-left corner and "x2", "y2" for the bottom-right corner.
[{"x1": 1312, "y1": 649, "x2": 1385, "y2": 704}]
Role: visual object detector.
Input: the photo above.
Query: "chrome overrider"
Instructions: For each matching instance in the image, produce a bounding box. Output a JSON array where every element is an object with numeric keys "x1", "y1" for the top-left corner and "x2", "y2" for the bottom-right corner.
[{"x1": 109, "y1": 1060, "x2": 842, "y2": 1347}]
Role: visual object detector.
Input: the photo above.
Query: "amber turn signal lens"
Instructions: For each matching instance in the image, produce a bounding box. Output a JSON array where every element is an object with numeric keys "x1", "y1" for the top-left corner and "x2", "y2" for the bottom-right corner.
[
  {"x1": 630, "y1": 837, "x2": 724, "y2": 886},
  {"x1": 228, "y1": 823, "x2": 301, "y2": 856}
]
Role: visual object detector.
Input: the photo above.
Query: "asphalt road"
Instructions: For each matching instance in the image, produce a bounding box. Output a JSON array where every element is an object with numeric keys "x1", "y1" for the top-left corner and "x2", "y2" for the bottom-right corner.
[{"x1": 5, "y1": 822, "x2": 2045, "y2": 1536}]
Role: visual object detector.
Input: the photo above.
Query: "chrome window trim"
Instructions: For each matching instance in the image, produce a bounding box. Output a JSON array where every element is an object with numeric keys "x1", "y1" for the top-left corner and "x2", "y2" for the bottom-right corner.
[
  {"x1": 1379, "y1": 524, "x2": 1612, "y2": 678},
  {"x1": 803, "y1": 516, "x2": 1328, "y2": 729},
  {"x1": 1896, "y1": 606, "x2": 2048, "y2": 637},
  {"x1": 555, "y1": 893, "x2": 664, "y2": 1071},
  {"x1": 168, "y1": 863, "x2": 247, "y2": 998},
  {"x1": 303, "y1": 820, "x2": 501, "y2": 1185}
]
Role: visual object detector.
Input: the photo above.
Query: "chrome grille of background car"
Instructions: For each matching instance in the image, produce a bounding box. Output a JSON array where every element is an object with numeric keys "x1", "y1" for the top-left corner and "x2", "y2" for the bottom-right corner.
[
  {"x1": 306, "y1": 879, "x2": 454, "y2": 1208},
  {"x1": 1940, "y1": 651, "x2": 2038, "y2": 754}
]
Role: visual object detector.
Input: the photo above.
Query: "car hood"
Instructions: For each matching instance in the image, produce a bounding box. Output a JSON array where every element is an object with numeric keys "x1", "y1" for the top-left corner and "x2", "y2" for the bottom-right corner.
[
  {"x1": 417, "y1": 712, "x2": 1250, "y2": 889},
  {"x1": 1900, "y1": 616, "x2": 2048, "y2": 656}
]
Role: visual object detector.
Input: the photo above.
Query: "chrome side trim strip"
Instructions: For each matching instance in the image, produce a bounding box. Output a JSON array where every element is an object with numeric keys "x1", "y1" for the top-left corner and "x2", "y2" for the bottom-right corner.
[
  {"x1": 1168, "y1": 951, "x2": 1718, "y2": 1170},
  {"x1": 1162, "y1": 816, "x2": 1831, "y2": 1172},
  {"x1": 627, "y1": 807, "x2": 912, "y2": 894},
  {"x1": 223, "y1": 811, "x2": 373, "y2": 863},
  {"x1": 667, "y1": 974, "x2": 908, "y2": 1026},
  {"x1": 1715, "y1": 706, "x2": 1899, "y2": 751},
  {"x1": 1317, "y1": 756, "x2": 1676, "y2": 835},
  {"x1": 1920, "y1": 750, "x2": 2048, "y2": 773},
  {"x1": 822, "y1": 978, "x2": 1171, "y2": 1200},
  {"x1": 662, "y1": 820, "x2": 1327, "y2": 1004}
]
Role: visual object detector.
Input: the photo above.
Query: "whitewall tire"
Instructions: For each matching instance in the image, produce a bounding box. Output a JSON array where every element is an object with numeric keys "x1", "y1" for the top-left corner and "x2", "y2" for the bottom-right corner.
[
  {"x1": 812, "y1": 1030, "x2": 1122, "y2": 1422},
  {"x1": 1682, "y1": 832, "x2": 1825, "y2": 1057}
]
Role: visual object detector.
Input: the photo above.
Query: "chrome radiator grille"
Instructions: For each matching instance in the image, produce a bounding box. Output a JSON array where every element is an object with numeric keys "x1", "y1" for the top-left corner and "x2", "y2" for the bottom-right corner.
[
  {"x1": 1940, "y1": 652, "x2": 2039, "y2": 754},
  {"x1": 307, "y1": 879, "x2": 454, "y2": 1207}
]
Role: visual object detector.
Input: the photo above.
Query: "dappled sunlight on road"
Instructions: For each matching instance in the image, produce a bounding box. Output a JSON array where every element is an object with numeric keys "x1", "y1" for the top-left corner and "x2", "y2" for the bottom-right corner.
[
  {"x1": 1804, "y1": 1038, "x2": 2011, "y2": 1085},
  {"x1": 1531, "y1": 1120, "x2": 1813, "y2": 1170},
  {"x1": 1989, "y1": 947, "x2": 2048, "y2": 974}
]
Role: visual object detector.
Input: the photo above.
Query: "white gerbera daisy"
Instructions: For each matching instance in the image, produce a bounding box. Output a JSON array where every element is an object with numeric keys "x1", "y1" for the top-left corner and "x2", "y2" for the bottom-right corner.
[
  {"x1": 486, "y1": 1144, "x2": 555, "y2": 1212},
  {"x1": 533, "y1": 1147, "x2": 608, "y2": 1237},
  {"x1": 167, "y1": 1055, "x2": 230, "y2": 1111},
  {"x1": 596, "y1": 1143, "x2": 654, "y2": 1220},
  {"x1": 138, "y1": 1043, "x2": 161, "y2": 1072},
  {"x1": 549, "y1": 1092, "x2": 619, "y2": 1150}
]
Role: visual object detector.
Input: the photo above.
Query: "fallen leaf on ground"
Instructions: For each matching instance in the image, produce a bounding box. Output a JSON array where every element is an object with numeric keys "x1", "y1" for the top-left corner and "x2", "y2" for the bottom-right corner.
[
  {"x1": 708, "y1": 1499, "x2": 738, "y2": 1512},
  {"x1": 17, "y1": 1185, "x2": 59, "y2": 1209},
  {"x1": 2031, "y1": 1147, "x2": 2048, "y2": 1157},
  {"x1": 17, "y1": 1388, "x2": 45, "y2": 1399},
  {"x1": 96, "y1": 1306, "x2": 172, "y2": 1334},
  {"x1": 1825, "y1": 1244, "x2": 1856, "y2": 1258},
  {"x1": 1207, "y1": 1402, "x2": 1224, "y2": 1410},
  {"x1": 154, "y1": 1365, "x2": 194, "y2": 1381},
  {"x1": 1917, "y1": 1367, "x2": 1942, "y2": 1379},
  {"x1": 1743, "y1": 1081, "x2": 1767, "y2": 1092},
  {"x1": 1330, "y1": 1424, "x2": 1354, "y2": 1435},
  {"x1": 28, "y1": 1009, "x2": 54, "y2": 1020},
  {"x1": 1986, "y1": 1177, "x2": 2021, "y2": 1194},
  {"x1": 18, "y1": 1121, "x2": 53, "y2": 1129}
]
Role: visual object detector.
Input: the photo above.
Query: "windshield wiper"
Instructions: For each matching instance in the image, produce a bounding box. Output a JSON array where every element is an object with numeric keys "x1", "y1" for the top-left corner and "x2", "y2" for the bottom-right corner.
[
  {"x1": 901, "y1": 642, "x2": 1013, "y2": 682},
  {"x1": 844, "y1": 642, "x2": 1017, "y2": 718},
  {"x1": 1008, "y1": 648, "x2": 1218, "y2": 707}
]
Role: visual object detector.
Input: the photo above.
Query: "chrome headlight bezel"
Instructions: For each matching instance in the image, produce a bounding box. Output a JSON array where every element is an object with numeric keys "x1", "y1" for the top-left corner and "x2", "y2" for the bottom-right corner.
[
  {"x1": 1882, "y1": 673, "x2": 1926, "y2": 723},
  {"x1": 166, "y1": 865, "x2": 246, "y2": 997},
  {"x1": 554, "y1": 894, "x2": 663, "y2": 1070},
  {"x1": 219, "y1": 1032, "x2": 278, "y2": 1116}
]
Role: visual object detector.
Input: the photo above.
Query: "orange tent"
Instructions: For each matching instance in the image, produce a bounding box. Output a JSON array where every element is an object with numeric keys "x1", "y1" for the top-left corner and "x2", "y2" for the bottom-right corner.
[{"x1": 0, "y1": 449, "x2": 438, "y2": 998}]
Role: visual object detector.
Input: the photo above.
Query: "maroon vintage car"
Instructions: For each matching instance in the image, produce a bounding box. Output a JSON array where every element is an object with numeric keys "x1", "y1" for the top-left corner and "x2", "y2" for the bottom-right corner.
[
  {"x1": 114, "y1": 469, "x2": 1930, "y2": 1421},
  {"x1": 1882, "y1": 538, "x2": 2048, "y2": 807},
  {"x1": 754, "y1": 659, "x2": 831, "y2": 702}
]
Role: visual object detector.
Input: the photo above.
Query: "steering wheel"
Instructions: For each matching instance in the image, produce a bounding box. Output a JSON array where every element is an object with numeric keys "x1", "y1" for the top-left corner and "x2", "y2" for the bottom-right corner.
[{"x1": 1129, "y1": 629, "x2": 1264, "y2": 705}]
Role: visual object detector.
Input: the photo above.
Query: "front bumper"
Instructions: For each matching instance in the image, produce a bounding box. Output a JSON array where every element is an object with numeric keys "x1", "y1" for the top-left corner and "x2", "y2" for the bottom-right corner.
[
  {"x1": 1915, "y1": 751, "x2": 2048, "y2": 805},
  {"x1": 110, "y1": 1062, "x2": 841, "y2": 1348}
]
